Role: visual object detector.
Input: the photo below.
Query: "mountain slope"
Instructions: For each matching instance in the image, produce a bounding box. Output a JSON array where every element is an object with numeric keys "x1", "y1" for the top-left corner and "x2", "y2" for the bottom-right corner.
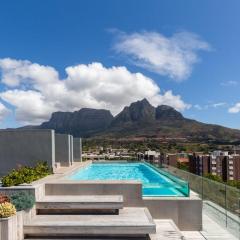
[
  {"x1": 41, "y1": 108, "x2": 114, "y2": 137},
  {"x1": 38, "y1": 99, "x2": 240, "y2": 141}
]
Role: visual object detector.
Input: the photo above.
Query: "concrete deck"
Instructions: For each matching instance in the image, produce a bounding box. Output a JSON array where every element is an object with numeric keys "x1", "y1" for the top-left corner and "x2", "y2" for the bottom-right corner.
[
  {"x1": 181, "y1": 210, "x2": 238, "y2": 240},
  {"x1": 150, "y1": 219, "x2": 183, "y2": 240}
]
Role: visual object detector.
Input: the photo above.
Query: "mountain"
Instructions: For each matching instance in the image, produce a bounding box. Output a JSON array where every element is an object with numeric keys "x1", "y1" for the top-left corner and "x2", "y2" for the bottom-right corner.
[
  {"x1": 155, "y1": 105, "x2": 184, "y2": 121},
  {"x1": 41, "y1": 108, "x2": 113, "y2": 137},
  {"x1": 37, "y1": 99, "x2": 240, "y2": 141},
  {"x1": 111, "y1": 98, "x2": 155, "y2": 126}
]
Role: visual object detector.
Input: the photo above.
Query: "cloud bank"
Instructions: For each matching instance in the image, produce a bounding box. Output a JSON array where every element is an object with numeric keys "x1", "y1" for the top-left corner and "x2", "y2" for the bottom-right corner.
[
  {"x1": 0, "y1": 102, "x2": 10, "y2": 121},
  {"x1": 113, "y1": 31, "x2": 211, "y2": 81},
  {"x1": 0, "y1": 58, "x2": 190, "y2": 124},
  {"x1": 229, "y1": 103, "x2": 240, "y2": 113}
]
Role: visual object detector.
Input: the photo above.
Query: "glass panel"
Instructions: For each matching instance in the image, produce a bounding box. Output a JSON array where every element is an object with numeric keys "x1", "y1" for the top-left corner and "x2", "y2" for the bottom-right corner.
[
  {"x1": 147, "y1": 162, "x2": 240, "y2": 238},
  {"x1": 202, "y1": 178, "x2": 227, "y2": 230},
  {"x1": 145, "y1": 162, "x2": 190, "y2": 197},
  {"x1": 188, "y1": 173, "x2": 203, "y2": 197},
  {"x1": 226, "y1": 185, "x2": 240, "y2": 237}
]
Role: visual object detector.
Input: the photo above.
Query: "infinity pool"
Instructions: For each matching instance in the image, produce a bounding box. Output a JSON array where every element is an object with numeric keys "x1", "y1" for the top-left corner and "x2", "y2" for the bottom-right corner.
[{"x1": 68, "y1": 162, "x2": 189, "y2": 197}]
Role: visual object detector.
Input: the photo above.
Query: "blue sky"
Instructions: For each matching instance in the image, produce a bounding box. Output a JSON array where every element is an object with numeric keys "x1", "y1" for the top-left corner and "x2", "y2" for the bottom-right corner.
[{"x1": 0, "y1": 0, "x2": 240, "y2": 129}]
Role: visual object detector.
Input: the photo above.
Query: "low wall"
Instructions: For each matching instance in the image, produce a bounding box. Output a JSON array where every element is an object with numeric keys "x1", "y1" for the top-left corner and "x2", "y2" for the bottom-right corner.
[
  {"x1": 0, "y1": 184, "x2": 45, "y2": 201},
  {"x1": 55, "y1": 134, "x2": 72, "y2": 167},
  {"x1": 143, "y1": 197, "x2": 202, "y2": 231},
  {"x1": 0, "y1": 129, "x2": 55, "y2": 177},
  {"x1": 45, "y1": 181, "x2": 143, "y2": 207},
  {"x1": 73, "y1": 138, "x2": 82, "y2": 162}
]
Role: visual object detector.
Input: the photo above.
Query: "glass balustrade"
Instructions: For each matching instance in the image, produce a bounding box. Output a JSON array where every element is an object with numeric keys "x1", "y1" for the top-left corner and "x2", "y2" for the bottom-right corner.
[{"x1": 148, "y1": 161, "x2": 240, "y2": 238}]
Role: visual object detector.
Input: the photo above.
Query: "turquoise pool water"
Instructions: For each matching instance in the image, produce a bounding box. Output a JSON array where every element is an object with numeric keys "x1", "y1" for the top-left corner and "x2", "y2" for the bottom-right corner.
[{"x1": 68, "y1": 162, "x2": 189, "y2": 197}]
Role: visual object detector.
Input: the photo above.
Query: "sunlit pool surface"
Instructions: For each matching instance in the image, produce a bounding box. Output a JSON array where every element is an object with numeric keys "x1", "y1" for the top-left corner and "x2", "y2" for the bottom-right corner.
[{"x1": 68, "y1": 162, "x2": 189, "y2": 197}]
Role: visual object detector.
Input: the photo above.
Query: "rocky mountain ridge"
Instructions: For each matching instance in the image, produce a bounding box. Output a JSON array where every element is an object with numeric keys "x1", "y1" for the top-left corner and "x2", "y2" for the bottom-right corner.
[{"x1": 38, "y1": 99, "x2": 240, "y2": 141}]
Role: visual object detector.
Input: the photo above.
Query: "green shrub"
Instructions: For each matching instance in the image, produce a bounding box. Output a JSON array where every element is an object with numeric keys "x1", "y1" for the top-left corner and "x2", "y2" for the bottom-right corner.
[
  {"x1": 1, "y1": 162, "x2": 51, "y2": 187},
  {"x1": 204, "y1": 173, "x2": 223, "y2": 183},
  {"x1": 10, "y1": 192, "x2": 35, "y2": 211},
  {"x1": 177, "y1": 162, "x2": 189, "y2": 171},
  {"x1": 227, "y1": 180, "x2": 240, "y2": 189}
]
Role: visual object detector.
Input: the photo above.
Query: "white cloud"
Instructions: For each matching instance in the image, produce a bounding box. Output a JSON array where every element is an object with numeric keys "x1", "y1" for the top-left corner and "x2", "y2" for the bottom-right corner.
[
  {"x1": 0, "y1": 102, "x2": 10, "y2": 121},
  {"x1": 193, "y1": 102, "x2": 227, "y2": 111},
  {"x1": 151, "y1": 91, "x2": 191, "y2": 111},
  {"x1": 220, "y1": 80, "x2": 238, "y2": 87},
  {"x1": 113, "y1": 31, "x2": 211, "y2": 81},
  {"x1": 229, "y1": 103, "x2": 240, "y2": 113},
  {"x1": 0, "y1": 58, "x2": 190, "y2": 124},
  {"x1": 194, "y1": 104, "x2": 203, "y2": 110},
  {"x1": 212, "y1": 102, "x2": 226, "y2": 108},
  {"x1": 0, "y1": 58, "x2": 59, "y2": 87},
  {"x1": 1, "y1": 90, "x2": 56, "y2": 124}
]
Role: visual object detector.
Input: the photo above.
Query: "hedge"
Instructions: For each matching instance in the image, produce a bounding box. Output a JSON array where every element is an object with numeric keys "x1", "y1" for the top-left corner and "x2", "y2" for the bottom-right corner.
[{"x1": 1, "y1": 162, "x2": 51, "y2": 187}]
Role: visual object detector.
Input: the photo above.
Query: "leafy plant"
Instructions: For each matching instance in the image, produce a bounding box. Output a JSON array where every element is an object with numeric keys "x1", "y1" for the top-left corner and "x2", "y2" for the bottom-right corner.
[
  {"x1": 177, "y1": 162, "x2": 189, "y2": 171},
  {"x1": 227, "y1": 180, "x2": 240, "y2": 189},
  {"x1": 0, "y1": 202, "x2": 16, "y2": 218},
  {"x1": 10, "y1": 192, "x2": 35, "y2": 211},
  {"x1": 1, "y1": 162, "x2": 51, "y2": 187},
  {"x1": 0, "y1": 194, "x2": 10, "y2": 204},
  {"x1": 203, "y1": 173, "x2": 223, "y2": 183}
]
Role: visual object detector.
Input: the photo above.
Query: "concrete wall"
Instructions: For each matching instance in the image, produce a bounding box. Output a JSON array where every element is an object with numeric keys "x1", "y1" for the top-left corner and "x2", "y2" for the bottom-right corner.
[
  {"x1": 55, "y1": 134, "x2": 72, "y2": 167},
  {"x1": 45, "y1": 181, "x2": 143, "y2": 207},
  {"x1": 0, "y1": 130, "x2": 55, "y2": 177},
  {"x1": 73, "y1": 138, "x2": 82, "y2": 162},
  {"x1": 143, "y1": 197, "x2": 202, "y2": 231}
]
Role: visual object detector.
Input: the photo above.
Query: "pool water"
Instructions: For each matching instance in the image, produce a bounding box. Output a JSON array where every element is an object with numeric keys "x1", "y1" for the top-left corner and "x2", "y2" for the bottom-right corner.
[{"x1": 68, "y1": 163, "x2": 189, "y2": 197}]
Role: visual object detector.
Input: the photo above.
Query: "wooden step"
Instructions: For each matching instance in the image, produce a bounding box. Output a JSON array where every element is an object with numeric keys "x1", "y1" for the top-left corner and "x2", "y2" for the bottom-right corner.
[
  {"x1": 36, "y1": 195, "x2": 123, "y2": 214},
  {"x1": 24, "y1": 207, "x2": 156, "y2": 238}
]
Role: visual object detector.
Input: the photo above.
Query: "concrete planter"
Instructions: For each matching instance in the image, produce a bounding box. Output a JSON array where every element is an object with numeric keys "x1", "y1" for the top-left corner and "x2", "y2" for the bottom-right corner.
[
  {"x1": 0, "y1": 211, "x2": 22, "y2": 240},
  {"x1": 0, "y1": 207, "x2": 35, "y2": 240},
  {"x1": 22, "y1": 206, "x2": 36, "y2": 224}
]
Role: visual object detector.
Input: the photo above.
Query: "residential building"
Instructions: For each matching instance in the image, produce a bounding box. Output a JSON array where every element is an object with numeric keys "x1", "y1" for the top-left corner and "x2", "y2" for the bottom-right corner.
[
  {"x1": 189, "y1": 151, "x2": 240, "y2": 181},
  {"x1": 189, "y1": 153, "x2": 210, "y2": 176}
]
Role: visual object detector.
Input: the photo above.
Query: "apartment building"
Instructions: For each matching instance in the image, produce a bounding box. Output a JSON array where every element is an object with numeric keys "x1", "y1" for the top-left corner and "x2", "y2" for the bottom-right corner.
[
  {"x1": 189, "y1": 151, "x2": 240, "y2": 181},
  {"x1": 227, "y1": 154, "x2": 240, "y2": 180},
  {"x1": 189, "y1": 153, "x2": 210, "y2": 176}
]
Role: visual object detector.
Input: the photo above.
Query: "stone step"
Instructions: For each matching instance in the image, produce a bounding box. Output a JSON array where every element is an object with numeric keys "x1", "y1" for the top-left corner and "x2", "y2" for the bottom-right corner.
[
  {"x1": 24, "y1": 207, "x2": 156, "y2": 238},
  {"x1": 36, "y1": 195, "x2": 123, "y2": 214},
  {"x1": 25, "y1": 238, "x2": 146, "y2": 240}
]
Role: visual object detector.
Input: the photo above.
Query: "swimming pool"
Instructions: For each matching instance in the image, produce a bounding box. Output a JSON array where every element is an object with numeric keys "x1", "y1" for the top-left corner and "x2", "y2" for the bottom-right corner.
[{"x1": 68, "y1": 162, "x2": 189, "y2": 197}]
